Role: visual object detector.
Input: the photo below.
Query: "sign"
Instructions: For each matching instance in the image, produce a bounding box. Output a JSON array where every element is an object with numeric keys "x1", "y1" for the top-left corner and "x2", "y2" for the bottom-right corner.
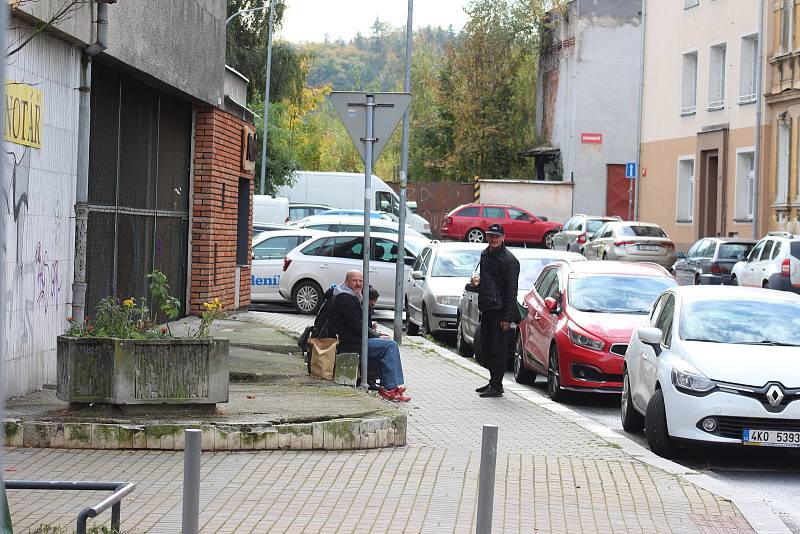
[
  {"x1": 625, "y1": 162, "x2": 637, "y2": 179},
  {"x1": 329, "y1": 91, "x2": 412, "y2": 166},
  {"x1": 241, "y1": 126, "x2": 257, "y2": 171},
  {"x1": 580, "y1": 132, "x2": 602, "y2": 144},
  {"x1": 5, "y1": 81, "x2": 43, "y2": 149}
]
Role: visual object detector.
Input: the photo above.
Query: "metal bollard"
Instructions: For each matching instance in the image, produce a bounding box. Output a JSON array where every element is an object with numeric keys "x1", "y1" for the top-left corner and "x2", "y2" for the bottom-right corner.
[
  {"x1": 182, "y1": 429, "x2": 202, "y2": 534},
  {"x1": 476, "y1": 424, "x2": 498, "y2": 534}
]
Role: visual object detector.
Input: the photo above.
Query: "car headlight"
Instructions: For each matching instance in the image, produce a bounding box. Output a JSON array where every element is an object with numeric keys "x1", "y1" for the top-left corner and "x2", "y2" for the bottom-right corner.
[
  {"x1": 671, "y1": 360, "x2": 715, "y2": 394},
  {"x1": 436, "y1": 295, "x2": 461, "y2": 306},
  {"x1": 567, "y1": 327, "x2": 605, "y2": 351}
]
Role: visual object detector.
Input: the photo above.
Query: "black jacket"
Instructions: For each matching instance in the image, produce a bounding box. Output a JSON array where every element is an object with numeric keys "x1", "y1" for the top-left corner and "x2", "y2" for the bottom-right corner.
[
  {"x1": 327, "y1": 291, "x2": 379, "y2": 354},
  {"x1": 477, "y1": 244, "x2": 521, "y2": 323}
]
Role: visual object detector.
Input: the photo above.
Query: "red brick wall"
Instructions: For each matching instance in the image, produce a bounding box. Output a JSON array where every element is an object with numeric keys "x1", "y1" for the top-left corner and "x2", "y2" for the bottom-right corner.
[{"x1": 190, "y1": 106, "x2": 254, "y2": 315}]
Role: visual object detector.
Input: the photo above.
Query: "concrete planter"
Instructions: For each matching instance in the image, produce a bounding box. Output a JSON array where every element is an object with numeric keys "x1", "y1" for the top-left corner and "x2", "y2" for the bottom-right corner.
[{"x1": 56, "y1": 336, "x2": 229, "y2": 406}]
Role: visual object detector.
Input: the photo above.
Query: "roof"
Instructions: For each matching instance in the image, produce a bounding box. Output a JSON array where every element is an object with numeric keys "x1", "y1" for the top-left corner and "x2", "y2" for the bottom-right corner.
[
  {"x1": 671, "y1": 285, "x2": 800, "y2": 303},
  {"x1": 564, "y1": 260, "x2": 671, "y2": 277},
  {"x1": 252, "y1": 228, "x2": 324, "y2": 245},
  {"x1": 519, "y1": 146, "x2": 560, "y2": 158},
  {"x1": 508, "y1": 248, "x2": 584, "y2": 261},
  {"x1": 429, "y1": 241, "x2": 487, "y2": 251},
  {"x1": 695, "y1": 237, "x2": 758, "y2": 244}
]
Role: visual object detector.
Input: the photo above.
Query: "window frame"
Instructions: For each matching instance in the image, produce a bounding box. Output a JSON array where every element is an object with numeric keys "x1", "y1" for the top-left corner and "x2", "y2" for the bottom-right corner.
[
  {"x1": 676, "y1": 155, "x2": 695, "y2": 223},
  {"x1": 681, "y1": 50, "x2": 699, "y2": 115},
  {"x1": 734, "y1": 147, "x2": 756, "y2": 221},
  {"x1": 738, "y1": 34, "x2": 758, "y2": 104},
  {"x1": 707, "y1": 42, "x2": 727, "y2": 111}
]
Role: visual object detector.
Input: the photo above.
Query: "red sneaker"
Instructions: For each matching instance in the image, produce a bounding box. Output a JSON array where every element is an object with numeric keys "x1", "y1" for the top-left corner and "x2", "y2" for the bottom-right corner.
[{"x1": 379, "y1": 387, "x2": 411, "y2": 402}]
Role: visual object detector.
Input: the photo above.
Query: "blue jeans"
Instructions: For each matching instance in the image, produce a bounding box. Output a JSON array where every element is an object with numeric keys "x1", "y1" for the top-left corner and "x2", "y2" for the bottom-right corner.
[{"x1": 367, "y1": 338, "x2": 404, "y2": 389}]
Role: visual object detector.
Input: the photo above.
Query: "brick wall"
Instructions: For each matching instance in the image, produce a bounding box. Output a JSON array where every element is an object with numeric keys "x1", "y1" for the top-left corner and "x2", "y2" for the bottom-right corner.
[{"x1": 190, "y1": 106, "x2": 254, "y2": 315}]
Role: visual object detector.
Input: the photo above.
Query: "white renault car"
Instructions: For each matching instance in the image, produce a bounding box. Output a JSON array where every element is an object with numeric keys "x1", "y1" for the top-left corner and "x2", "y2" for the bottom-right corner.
[
  {"x1": 622, "y1": 285, "x2": 800, "y2": 458},
  {"x1": 287, "y1": 214, "x2": 427, "y2": 239},
  {"x1": 250, "y1": 229, "x2": 323, "y2": 303}
]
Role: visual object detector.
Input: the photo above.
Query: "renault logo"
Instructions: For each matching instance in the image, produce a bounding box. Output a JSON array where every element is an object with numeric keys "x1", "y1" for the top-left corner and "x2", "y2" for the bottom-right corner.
[{"x1": 765, "y1": 384, "x2": 785, "y2": 407}]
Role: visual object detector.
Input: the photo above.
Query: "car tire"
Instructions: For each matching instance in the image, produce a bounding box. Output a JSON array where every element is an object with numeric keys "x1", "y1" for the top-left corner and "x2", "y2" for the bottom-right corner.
[
  {"x1": 421, "y1": 304, "x2": 431, "y2": 335},
  {"x1": 291, "y1": 280, "x2": 323, "y2": 315},
  {"x1": 466, "y1": 228, "x2": 486, "y2": 243},
  {"x1": 731, "y1": 275, "x2": 739, "y2": 286},
  {"x1": 513, "y1": 333, "x2": 536, "y2": 384},
  {"x1": 694, "y1": 273, "x2": 700, "y2": 286},
  {"x1": 473, "y1": 327, "x2": 484, "y2": 367},
  {"x1": 602, "y1": 252, "x2": 608, "y2": 261},
  {"x1": 405, "y1": 300, "x2": 420, "y2": 335},
  {"x1": 645, "y1": 389, "x2": 680, "y2": 459},
  {"x1": 542, "y1": 231, "x2": 556, "y2": 249},
  {"x1": 547, "y1": 343, "x2": 569, "y2": 402},
  {"x1": 456, "y1": 315, "x2": 474, "y2": 357},
  {"x1": 763, "y1": 280, "x2": 770, "y2": 289},
  {"x1": 620, "y1": 369, "x2": 645, "y2": 432}
]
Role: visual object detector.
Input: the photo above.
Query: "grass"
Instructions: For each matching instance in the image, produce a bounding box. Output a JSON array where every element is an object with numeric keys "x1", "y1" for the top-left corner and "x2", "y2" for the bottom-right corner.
[{"x1": 28, "y1": 525, "x2": 122, "y2": 534}]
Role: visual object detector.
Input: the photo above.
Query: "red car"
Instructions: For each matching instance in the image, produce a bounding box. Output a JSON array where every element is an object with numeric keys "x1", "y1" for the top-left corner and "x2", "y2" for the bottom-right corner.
[
  {"x1": 441, "y1": 204, "x2": 562, "y2": 248},
  {"x1": 515, "y1": 260, "x2": 676, "y2": 401}
]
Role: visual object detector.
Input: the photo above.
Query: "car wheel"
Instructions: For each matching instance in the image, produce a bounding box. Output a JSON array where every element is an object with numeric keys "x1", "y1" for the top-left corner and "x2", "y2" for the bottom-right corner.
[
  {"x1": 620, "y1": 369, "x2": 645, "y2": 432},
  {"x1": 292, "y1": 280, "x2": 323, "y2": 315},
  {"x1": 473, "y1": 327, "x2": 484, "y2": 367},
  {"x1": 763, "y1": 280, "x2": 770, "y2": 289},
  {"x1": 645, "y1": 389, "x2": 680, "y2": 459},
  {"x1": 547, "y1": 343, "x2": 569, "y2": 402},
  {"x1": 421, "y1": 304, "x2": 431, "y2": 335},
  {"x1": 456, "y1": 315, "x2": 474, "y2": 357},
  {"x1": 466, "y1": 228, "x2": 486, "y2": 243},
  {"x1": 405, "y1": 300, "x2": 420, "y2": 335},
  {"x1": 542, "y1": 231, "x2": 556, "y2": 249},
  {"x1": 731, "y1": 275, "x2": 739, "y2": 286},
  {"x1": 694, "y1": 273, "x2": 700, "y2": 286},
  {"x1": 513, "y1": 333, "x2": 536, "y2": 384}
]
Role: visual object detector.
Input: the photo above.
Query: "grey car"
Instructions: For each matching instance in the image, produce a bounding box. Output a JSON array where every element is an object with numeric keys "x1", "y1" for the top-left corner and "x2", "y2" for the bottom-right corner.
[
  {"x1": 584, "y1": 221, "x2": 676, "y2": 269},
  {"x1": 552, "y1": 215, "x2": 620, "y2": 254},
  {"x1": 673, "y1": 237, "x2": 756, "y2": 286},
  {"x1": 455, "y1": 249, "x2": 584, "y2": 364}
]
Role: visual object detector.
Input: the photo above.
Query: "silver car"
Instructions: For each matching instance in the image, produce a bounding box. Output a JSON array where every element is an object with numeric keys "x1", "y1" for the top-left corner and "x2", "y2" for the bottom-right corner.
[
  {"x1": 584, "y1": 221, "x2": 676, "y2": 269},
  {"x1": 552, "y1": 214, "x2": 621, "y2": 254},
  {"x1": 405, "y1": 242, "x2": 486, "y2": 336}
]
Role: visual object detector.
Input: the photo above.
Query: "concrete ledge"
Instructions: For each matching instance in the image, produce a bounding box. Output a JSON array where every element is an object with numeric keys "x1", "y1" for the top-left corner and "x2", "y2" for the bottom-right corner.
[{"x1": 4, "y1": 413, "x2": 406, "y2": 451}]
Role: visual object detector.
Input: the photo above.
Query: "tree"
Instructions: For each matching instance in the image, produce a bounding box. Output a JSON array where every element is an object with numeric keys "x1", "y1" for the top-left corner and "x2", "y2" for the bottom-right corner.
[{"x1": 7, "y1": 0, "x2": 92, "y2": 58}]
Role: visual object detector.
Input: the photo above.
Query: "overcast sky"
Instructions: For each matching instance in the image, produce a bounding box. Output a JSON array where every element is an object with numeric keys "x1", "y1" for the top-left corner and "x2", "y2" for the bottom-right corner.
[{"x1": 277, "y1": 0, "x2": 471, "y2": 43}]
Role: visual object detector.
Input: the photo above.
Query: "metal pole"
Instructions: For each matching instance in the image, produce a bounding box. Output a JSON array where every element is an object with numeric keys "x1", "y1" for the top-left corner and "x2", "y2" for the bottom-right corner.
[
  {"x1": 394, "y1": 0, "x2": 413, "y2": 343},
  {"x1": 361, "y1": 94, "x2": 375, "y2": 390},
  {"x1": 753, "y1": 0, "x2": 765, "y2": 239},
  {"x1": 182, "y1": 429, "x2": 202, "y2": 534},
  {"x1": 633, "y1": 0, "x2": 646, "y2": 221},
  {"x1": 476, "y1": 424, "x2": 498, "y2": 534},
  {"x1": 0, "y1": 3, "x2": 7, "y2": 531},
  {"x1": 259, "y1": 0, "x2": 277, "y2": 195}
]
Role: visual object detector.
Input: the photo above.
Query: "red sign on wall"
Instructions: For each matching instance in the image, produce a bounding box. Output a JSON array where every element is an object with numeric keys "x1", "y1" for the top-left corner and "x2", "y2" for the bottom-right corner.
[{"x1": 581, "y1": 132, "x2": 603, "y2": 144}]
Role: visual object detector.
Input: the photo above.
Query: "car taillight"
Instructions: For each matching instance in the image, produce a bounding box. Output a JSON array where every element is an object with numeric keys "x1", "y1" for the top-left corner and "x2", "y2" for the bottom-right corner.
[
  {"x1": 782, "y1": 259, "x2": 791, "y2": 277},
  {"x1": 710, "y1": 262, "x2": 722, "y2": 274},
  {"x1": 614, "y1": 241, "x2": 635, "y2": 247},
  {"x1": 444, "y1": 216, "x2": 453, "y2": 227},
  {"x1": 577, "y1": 233, "x2": 586, "y2": 244},
  {"x1": 282, "y1": 258, "x2": 292, "y2": 272},
  {"x1": 664, "y1": 242, "x2": 675, "y2": 250}
]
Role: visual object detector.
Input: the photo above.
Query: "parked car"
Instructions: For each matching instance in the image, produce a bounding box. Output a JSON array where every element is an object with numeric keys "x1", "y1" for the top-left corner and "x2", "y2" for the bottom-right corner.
[
  {"x1": 552, "y1": 215, "x2": 620, "y2": 253},
  {"x1": 673, "y1": 238, "x2": 756, "y2": 286},
  {"x1": 405, "y1": 242, "x2": 486, "y2": 336},
  {"x1": 440, "y1": 204, "x2": 562, "y2": 248},
  {"x1": 288, "y1": 215, "x2": 427, "y2": 239},
  {"x1": 253, "y1": 195, "x2": 290, "y2": 224},
  {"x1": 278, "y1": 232, "x2": 420, "y2": 314},
  {"x1": 318, "y1": 209, "x2": 396, "y2": 221},
  {"x1": 289, "y1": 203, "x2": 332, "y2": 221},
  {"x1": 516, "y1": 261, "x2": 676, "y2": 401},
  {"x1": 251, "y1": 229, "x2": 323, "y2": 303},
  {"x1": 622, "y1": 286, "x2": 800, "y2": 459},
  {"x1": 253, "y1": 222, "x2": 292, "y2": 234},
  {"x1": 456, "y1": 248, "x2": 585, "y2": 362},
  {"x1": 730, "y1": 232, "x2": 800, "y2": 292},
  {"x1": 583, "y1": 221, "x2": 676, "y2": 269}
]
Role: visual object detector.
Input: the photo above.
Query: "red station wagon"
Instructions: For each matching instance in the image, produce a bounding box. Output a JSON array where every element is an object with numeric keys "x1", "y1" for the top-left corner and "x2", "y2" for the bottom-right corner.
[{"x1": 441, "y1": 204, "x2": 562, "y2": 248}]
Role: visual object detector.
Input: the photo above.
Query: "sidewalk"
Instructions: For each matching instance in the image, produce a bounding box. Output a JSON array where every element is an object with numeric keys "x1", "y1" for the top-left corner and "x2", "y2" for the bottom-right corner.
[{"x1": 4, "y1": 311, "x2": 765, "y2": 533}]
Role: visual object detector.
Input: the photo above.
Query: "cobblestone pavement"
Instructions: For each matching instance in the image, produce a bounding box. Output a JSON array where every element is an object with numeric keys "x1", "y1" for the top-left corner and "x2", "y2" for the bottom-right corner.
[{"x1": 6, "y1": 311, "x2": 754, "y2": 533}]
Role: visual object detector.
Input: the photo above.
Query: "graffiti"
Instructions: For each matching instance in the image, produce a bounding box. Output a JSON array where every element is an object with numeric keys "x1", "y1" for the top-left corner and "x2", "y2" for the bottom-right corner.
[{"x1": 34, "y1": 242, "x2": 62, "y2": 313}]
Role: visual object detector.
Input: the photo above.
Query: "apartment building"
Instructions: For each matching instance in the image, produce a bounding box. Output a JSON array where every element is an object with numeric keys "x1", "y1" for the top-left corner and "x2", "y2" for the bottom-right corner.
[{"x1": 638, "y1": 0, "x2": 763, "y2": 249}]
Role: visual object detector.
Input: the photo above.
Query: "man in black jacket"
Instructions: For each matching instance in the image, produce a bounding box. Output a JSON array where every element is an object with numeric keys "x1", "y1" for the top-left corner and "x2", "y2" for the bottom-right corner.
[{"x1": 472, "y1": 224, "x2": 520, "y2": 398}]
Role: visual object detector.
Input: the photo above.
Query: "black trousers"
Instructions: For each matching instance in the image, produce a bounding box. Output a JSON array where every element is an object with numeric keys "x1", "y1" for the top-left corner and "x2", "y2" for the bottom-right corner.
[{"x1": 480, "y1": 310, "x2": 508, "y2": 388}]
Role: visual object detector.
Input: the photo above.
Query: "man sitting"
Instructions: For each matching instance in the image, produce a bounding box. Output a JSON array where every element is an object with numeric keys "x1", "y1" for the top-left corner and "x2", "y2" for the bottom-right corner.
[{"x1": 328, "y1": 270, "x2": 410, "y2": 402}]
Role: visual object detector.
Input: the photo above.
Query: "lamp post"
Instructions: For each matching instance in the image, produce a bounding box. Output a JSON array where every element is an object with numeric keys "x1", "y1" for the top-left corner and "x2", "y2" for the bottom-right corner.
[{"x1": 226, "y1": 0, "x2": 277, "y2": 195}]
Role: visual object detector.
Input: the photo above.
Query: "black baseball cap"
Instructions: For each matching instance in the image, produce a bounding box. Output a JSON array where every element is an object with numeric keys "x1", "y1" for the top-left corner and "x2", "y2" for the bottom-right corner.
[{"x1": 486, "y1": 224, "x2": 505, "y2": 236}]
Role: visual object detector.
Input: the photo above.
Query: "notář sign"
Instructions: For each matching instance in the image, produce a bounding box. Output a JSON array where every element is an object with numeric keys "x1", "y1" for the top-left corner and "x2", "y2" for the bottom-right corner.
[{"x1": 5, "y1": 81, "x2": 43, "y2": 149}]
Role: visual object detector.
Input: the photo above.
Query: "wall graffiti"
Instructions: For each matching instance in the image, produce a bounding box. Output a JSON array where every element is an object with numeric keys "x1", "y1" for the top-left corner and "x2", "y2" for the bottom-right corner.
[{"x1": 34, "y1": 242, "x2": 62, "y2": 313}]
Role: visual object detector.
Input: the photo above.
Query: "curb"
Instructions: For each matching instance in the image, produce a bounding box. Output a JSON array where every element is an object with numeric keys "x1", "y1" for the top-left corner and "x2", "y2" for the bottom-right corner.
[
  {"x1": 409, "y1": 335, "x2": 791, "y2": 534},
  {"x1": 4, "y1": 413, "x2": 406, "y2": 452},
  {"x1": 230, "y1": 342, "x2": 299, "y2": 354}
]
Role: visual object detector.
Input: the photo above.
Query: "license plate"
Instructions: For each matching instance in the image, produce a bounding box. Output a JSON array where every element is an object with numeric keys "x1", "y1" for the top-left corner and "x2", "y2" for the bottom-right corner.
[
  {"x1": 742, "y1": 428, "x2": 800, "y2": 447},
  {"x1": 638, "y1": 245, "x2": 660, "y2": 252}
]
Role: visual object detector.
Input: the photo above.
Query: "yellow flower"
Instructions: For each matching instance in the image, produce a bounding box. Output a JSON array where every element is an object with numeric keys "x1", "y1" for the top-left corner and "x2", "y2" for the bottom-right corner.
[
  {"x1": 202, "y1": 302, "x2": 212, "y2": 310},
  {"x1": 122, "y1": 298, "x2": 134, "y2": 308}
]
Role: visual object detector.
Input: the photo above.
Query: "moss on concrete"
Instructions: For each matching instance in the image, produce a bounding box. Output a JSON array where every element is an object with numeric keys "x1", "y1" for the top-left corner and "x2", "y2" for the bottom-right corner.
[
  {"x1": 67, "y1": 424, "x2": 91, "y2": 444},
  {"x1": 144, "y1": 425, "x2": 181, "y2": 439}
]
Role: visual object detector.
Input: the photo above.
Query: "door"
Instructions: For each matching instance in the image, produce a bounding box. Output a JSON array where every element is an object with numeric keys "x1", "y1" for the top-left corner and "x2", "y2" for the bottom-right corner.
[
  {"x1": 641, "y1": 294, "x2": 674, "y2": 401},
  {"x1": 481, "y1": 206, "x2": 508, "y2": 233},
  {"x1": 606, "y1": 164, "x2": 631, "y2": 219},
  {"x1": 753, "y1": 240, "x2": 776, "y2": 286},
  {"x1": 371, "y1": 237, "x2": 403, "y2": 306},
  {"x1": 251, "y1": 234, "x2": 312, "y2": 301},
  {"x1": 675, "y1": 240, "x2": 702, "y2": 285},
  {"x1": 741, "y1": 240, "x2": 765, "y2": 286},
  {"x1": 532, "y1": 269, "x2": 562, "y2": 367},
  {"x1": 408, "y1": 247, "x2": 432, "y2": 321},
  {"x1": 699, "y1": 152, "x2": 720, "y2": 237},
  {"x1": 525, "y1": 268, "x2": 558, "y2": 369},
  {"x1": 326, "y1": 236, "x2": 364, "y2": 287},
  {"x1": 507, "y1": 207, "x2": 536, "y2": 244}
]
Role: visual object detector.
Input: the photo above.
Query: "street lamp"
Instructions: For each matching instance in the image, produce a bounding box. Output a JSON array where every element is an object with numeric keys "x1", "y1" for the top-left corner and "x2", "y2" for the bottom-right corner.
[{"x1": 226, "y1": 0, "x2": 277, "y2": 195}]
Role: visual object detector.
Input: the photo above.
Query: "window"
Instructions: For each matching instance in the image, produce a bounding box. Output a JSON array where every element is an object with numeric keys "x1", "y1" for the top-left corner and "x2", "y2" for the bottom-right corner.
[
  {"x1": 253, "y1": 235, "x2": 307, "y2": 261},
  {"x1": 376, "y1": 191, "x2": 400, "y2": 216},
  {"x1": 777, "y1": 118, "x2": 791, "y2": 204},
  {"x1": 535, "y1": 268, "x2": 558, "y2": 298},
  {"x1": 686, "y1": 240, "x2": 704, "y2": 259},
  {"x1": 708, "y1": 43, "x2": 726, "y2": 110},
  {"x1": 676, "y1": 157, "x2": 695, "y2": 222},
  {"x1": 508, "y1": 208, "x2": 531, "y2": 221},
  {"x1": 301, "y1": 237, "x2": 334, "y2": 257},
  {"x1": 655, "y1": 295, "x2": 675, "y2": 347},
  {"x1": 681, "y1": 51, "x2": 698, "y2": 115},
  {"x1": 780, "y1": 0, "x2": 794, "y2": 55},
  {"x1": 289, "y1": 207, "x2": 309, "y2": 220},
  {"x1": 760, "y1": 240, "x2": 776, "y2": 261},
  {"x1": 748, "y1": 240, "x2": 765, "y2": 261},
  {"x1": 771, "y1": 241, "x2": 783, "y2": 259},
  {"x1": 734, "y1": 149, "x2": 755, "y2": 220},
  {"x1": 236, "y1": 178, "x2": 251, "y2": 265},
  {"x1": 456, "y1": 206, "x2": 480, "y2": 217},
  {"x1": 372, "y1": 238, "x2": 399, "y2": 263},
  {"x1": 684, "y1": 0, "x2": 699, "y2": 9},
  {"x1": 332, "y1": 236, "x2": 363, "y2": 259},
  {"x1": 739, "y1": 35, "x2": 758, "y2": 104},
  {"x1": 481, "y1": 207, "x2": 506, "y2": 219},
  {"x1": 307, "y1": 223, "x2": 337, "y2": 232},
  {"x1": 698, "y1": 240, "x2": 716, "y2": 258}
]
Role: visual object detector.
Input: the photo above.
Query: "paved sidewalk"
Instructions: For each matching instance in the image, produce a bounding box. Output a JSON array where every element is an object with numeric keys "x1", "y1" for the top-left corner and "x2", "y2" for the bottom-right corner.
[{"x1": 5, "y1": 311, "x2": 756, "y2": 533}]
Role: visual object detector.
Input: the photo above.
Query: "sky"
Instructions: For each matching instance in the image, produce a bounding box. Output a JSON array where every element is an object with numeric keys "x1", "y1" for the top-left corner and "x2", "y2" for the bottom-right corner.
[{"x1": 277, "y1": 0, "x2": 471, "y2": 43}]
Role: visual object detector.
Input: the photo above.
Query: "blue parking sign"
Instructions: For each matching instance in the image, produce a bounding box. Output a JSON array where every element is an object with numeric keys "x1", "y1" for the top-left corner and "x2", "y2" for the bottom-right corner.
[{"x1": 625, "y1": 162, "x2": 637, "y2": 179}]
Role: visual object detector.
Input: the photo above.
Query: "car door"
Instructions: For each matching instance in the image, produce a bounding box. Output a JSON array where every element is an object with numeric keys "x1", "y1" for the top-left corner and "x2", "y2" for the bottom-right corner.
[
  {"x1": 533, "y1": 268, "x2": 563, "y2": 363},
  {"x1": 674, "y1": 240, "x2": 701, "y2": 285},
  {"x1": 463, "y1": 264, "x2": 480, "y2": 341},
  {"x1": 694, "y1": 240, "x2": 717, "y2": 282},
  {"x1": 524, "y1": 267, "x2": 558, "y2": 369},
  {"x1": 251, "y1": 234, "x2": 313, "y2": 301},
  {"x1": 638, "y1": 294, "x2": 675, "y2": 407},
  {"x1": 325, "y1": 235, "x2": 364, "y2": 288},
  {"x1": 586, "y1": 224, "x2": 610, "y2": 259},
  {"x1": 741, "y1": 240, "x2": 766, "y2": 287},
  {"x1": 507, "y1": 207, "x2": 538, "y2": 244},
  {"x1": 552, "y1": 217, "x2": 575, "y2": 250},
  {"x1": 754, "y1": 240, "x2": 776, "y2": 286},
  {"x1": 407, "y1": 247, "x2": 432, "y2": 321},
  {"x1": 481, "y1": 206, "x2": 508, "y2": 234},
  {"x1": 370, "y1": 237, "x2": 403, "y2": 306}
]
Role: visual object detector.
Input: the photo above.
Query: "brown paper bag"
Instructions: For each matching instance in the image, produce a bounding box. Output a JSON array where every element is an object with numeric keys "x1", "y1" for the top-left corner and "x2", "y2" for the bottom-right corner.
[{"x1": 308, "y1": 337, "x2": 339, "y2": 380}]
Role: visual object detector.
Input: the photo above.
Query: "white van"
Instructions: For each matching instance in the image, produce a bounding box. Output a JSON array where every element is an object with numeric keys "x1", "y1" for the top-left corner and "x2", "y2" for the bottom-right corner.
[
  {"x1": 277, "y1": 171, "x2": 431, "y2": 236},
  {"x1": 253, "y1": 195, "x2": 289, "y2": 224}
]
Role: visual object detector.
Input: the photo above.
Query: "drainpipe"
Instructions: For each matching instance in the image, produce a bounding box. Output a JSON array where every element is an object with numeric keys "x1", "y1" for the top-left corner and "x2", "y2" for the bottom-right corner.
[
  {"x1": 633, "y1": 0, "x2": 646, "y2": 221},
  {"x1": 72, "y1": 1, "x2": 109, "y2": 324},
  {"x1": 752, "y1": 0, "x2": 765, "y2": 238}
]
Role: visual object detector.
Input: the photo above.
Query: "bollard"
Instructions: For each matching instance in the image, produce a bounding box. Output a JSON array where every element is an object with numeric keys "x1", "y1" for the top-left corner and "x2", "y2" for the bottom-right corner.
[
  {"x1": 476, "y1": 424, "x2": 498, "y2": 534},
  {"x1": 182, "y1": 429, "x2": 202, "y2": 534}
]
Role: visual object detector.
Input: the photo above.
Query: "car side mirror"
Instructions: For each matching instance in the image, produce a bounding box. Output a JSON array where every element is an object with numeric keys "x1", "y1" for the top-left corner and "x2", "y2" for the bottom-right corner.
[
  {"x1": 411, "y1": 270, "x2": 425, "y2": 281},
  {"x1": 638, "y1": 326, "x2": 663, "y2": 355},
  {"x1": 404, "y1": 256, "x2": 415, "y2": 266},
  {"x1": 544, "y1": 297, "x2": 558, "y2": 314},
  {"x1": 675, "y1": 252, "x2": 686, "y2": 259},
  {"x1": 540, "y1": 216, "x2": 548, "y2": 221}
]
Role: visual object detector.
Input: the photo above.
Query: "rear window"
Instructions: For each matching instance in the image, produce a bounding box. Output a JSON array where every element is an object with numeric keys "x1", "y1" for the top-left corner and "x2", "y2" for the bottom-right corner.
[
  {"x1": 718, "y1": 243, "x2": 753, "y2": 260},
  {"x1": 456, "y1": 206, "x2": 479, "y2": 217},
  {"x1": 586, "y1": 220, "x2": 606, "y2": 233},
  {"x1": 618, "y1": 225, "x2": 667, "y2": 238},
  {"x1": 792, "y1": 241, "x2": 800, "y2": 260}
]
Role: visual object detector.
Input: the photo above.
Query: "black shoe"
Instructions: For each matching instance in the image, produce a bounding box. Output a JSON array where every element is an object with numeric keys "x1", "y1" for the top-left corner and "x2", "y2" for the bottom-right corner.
[
  {"x1": 475, "y1": 383, "x2": 491, "y2": 393},
  {"x1": 479, "y1": 387, "x2": 503, "y2": 398}
]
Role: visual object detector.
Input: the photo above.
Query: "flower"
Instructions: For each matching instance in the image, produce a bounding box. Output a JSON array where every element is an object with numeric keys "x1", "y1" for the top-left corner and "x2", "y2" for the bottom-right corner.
[
  {"x1": 160, "y1": 327, "x2": 168, "y2": 335},
  {"x1": 67, "y1": 316, "x2": 74, "y2": 323},
  {"x1": 122, "y1": 298, "x2": 135, "y2": 308}
]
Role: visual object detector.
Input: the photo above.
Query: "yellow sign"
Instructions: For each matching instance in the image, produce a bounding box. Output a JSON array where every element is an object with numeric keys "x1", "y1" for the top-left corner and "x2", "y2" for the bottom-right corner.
[{"x1": 5, "y1": 81, "x2": 43, "y2": 149}]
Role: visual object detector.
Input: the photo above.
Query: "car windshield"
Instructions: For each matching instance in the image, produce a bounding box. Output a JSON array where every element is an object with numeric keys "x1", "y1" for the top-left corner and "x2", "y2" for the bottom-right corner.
[
  {"x1": 568, "y1": 275, "x2": 675, "y2": 314},
  {"x1": 680, "y1": 299, "x2": 800, "y2": 345},
  {"x1": 718, "y1": 243, "x2": 753, "y2": 260},
  {"x1": 586, "y1": 220, "x2": 606, "y2": 233},
  {"x1": 618, "y1": 225, "x2": 667, "y2": 238},
  {"x1": 431, "y1": 249, "x2": 482, "y2": 277},
  {"x1": 518, "y1": 258, "x2": 560, "y2": 291}
]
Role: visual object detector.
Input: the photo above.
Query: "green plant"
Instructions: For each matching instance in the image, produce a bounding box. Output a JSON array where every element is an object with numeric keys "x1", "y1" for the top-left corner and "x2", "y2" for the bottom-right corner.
[
  {"x1": 195, "y1": 297, "x2": 225, "y2": 338},
  {"x1": 146, "y1": 269, "x2": 181, "y2": 336}
]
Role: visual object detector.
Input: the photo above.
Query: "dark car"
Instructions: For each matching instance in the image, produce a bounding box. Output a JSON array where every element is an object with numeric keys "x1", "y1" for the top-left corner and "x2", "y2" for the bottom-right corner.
[{"x1": 673, "y1": 237, "x2": 756, "y2": 286}]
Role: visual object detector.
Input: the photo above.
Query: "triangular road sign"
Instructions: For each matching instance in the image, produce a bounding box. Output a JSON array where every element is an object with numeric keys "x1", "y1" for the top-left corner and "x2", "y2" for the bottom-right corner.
[{"x1": 329, "y1": 91, "x2": 412, "y2": 167}]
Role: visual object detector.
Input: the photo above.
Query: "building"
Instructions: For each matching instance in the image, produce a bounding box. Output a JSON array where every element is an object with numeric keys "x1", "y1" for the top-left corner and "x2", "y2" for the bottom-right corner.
[
  {"x1": 638, "y1": 0, "x2": 763, "y2": 249},
  {"x1": 2, "y1": 1, "x2": 256, "y2": 397},
  {"x1": 533, "y1": 0, "x2": 642, "y2": 219}
]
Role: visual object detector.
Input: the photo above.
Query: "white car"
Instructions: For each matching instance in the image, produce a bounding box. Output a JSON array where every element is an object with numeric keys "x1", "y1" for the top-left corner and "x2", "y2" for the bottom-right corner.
[
  {"x1": 250, "y1": 229, "x2": 323, "y2": 303},
  {"x1": 730, "y1": 232, "x2": 800, "y2": 293},
  {"x1": 278, "y1": 231, "x2": 422, "y2": 314},
  {"x1": 622, "y1": 285, "x2": 800, "y2": 458},
  {"x1": 288, "y1": 214, "x2": 427, "y2": 239}
]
